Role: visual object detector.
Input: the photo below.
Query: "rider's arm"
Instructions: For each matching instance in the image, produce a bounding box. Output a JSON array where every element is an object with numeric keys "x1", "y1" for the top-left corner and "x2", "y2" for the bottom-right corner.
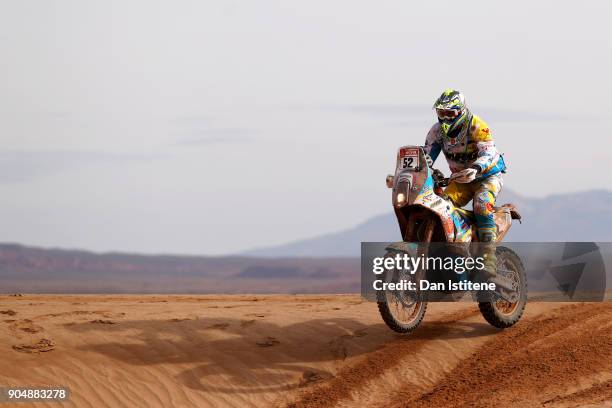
[
  {"x1": 423, "y1": 124, "x2": 442, "y2": 163},
  {"x1": 471, "y1": 120, "x2": 501, "y2": 173},
  {"x1": 473, "y1": 140, "x2": 498, "y2": 172}
]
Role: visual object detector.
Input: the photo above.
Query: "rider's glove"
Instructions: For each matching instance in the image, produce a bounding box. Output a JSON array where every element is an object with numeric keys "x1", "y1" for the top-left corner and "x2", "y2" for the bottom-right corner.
[
  {"x1": 424, "y1": 154, "x2": 433, "y2": 168},
  {"x1": 450, "y1": 167, "x2": 478, "y2": 183}
]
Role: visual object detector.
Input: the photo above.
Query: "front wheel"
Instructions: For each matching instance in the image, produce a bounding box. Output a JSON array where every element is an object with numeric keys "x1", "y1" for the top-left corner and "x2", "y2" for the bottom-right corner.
[
  {"x1": 478, "y1": 246, "x2": 527, "y2": 328},
  {"x1": 377, "y1": 251, "x2": 428, "y2": 334}
]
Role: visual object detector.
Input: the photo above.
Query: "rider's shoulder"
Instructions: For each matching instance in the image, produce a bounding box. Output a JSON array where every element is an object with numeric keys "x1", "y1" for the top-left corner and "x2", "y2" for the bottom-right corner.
[
  {"x1": 427, "y1": 122, "x2": 442, "y2": 139},
  {"x1": 470, "y1": 114, "x2": 493, "y2": 141}
]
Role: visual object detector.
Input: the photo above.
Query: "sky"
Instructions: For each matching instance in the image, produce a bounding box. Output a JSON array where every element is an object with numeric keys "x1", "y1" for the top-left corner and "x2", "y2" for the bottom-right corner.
[{"x1": 0, "y1": 0, "x2": 610, "y2": 255}]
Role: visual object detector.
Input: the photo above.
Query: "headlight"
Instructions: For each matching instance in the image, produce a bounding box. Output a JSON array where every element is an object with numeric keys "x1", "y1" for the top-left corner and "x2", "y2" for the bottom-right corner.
[{"x1": 394, "y1": 181, "x2": 410, "y2": 207}]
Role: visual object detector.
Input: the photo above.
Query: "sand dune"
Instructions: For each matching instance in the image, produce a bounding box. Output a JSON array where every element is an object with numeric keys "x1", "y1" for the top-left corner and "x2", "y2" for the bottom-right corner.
[{"x1": 0, "y1": 295, "x2": 610, "y2": 407}]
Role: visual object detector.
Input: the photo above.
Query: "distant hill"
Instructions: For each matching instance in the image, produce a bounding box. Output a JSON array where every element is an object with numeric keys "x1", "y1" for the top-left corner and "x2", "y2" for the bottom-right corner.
[
  {"x1": 244, "y1": 190, "x2": 612, "y2": 257},
  {"x1": 1, "y1": 189, "x2": 611, "y2": 294},
  {"x1": 0, "y1": 243, "x2": 358, "y2": 294}
]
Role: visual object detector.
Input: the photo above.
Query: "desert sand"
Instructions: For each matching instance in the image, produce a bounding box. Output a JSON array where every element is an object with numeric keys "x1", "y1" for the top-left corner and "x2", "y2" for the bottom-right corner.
[{"x1": 0, "y1": 295, "x2": 610, "y2": 407}]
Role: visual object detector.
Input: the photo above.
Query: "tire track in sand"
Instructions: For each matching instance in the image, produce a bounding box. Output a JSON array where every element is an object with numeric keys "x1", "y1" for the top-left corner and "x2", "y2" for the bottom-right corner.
[
  {"x1": 286, "y1": 306, "x2": 484, "y2": 408},
  {"x1": 393, "y1": 303, "x2": 612, "y2": 408},
  {"x1": 288, "y1": 304, "x2": 612, "y2": 408}
]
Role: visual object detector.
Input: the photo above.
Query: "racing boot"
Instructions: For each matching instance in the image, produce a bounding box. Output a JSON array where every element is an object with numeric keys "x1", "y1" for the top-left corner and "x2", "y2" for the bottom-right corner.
[{"x1": 478, "y1": 228, "x2": 514, "y2": 292}]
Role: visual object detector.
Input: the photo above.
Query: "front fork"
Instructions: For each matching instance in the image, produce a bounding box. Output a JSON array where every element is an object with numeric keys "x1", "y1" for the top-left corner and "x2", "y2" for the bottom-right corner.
[
  {"x1": 403, "y1": 213, "x2": 435, "y2": 243},
  {"x1": 403, "y1": 215, "x2": 435, "y2": 300}
]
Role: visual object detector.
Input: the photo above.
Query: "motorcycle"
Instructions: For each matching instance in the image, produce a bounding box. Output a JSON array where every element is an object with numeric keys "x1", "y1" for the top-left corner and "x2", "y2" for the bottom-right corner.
[{"x1": 377, "y1": 145, "x2": 527, "y2": 333}]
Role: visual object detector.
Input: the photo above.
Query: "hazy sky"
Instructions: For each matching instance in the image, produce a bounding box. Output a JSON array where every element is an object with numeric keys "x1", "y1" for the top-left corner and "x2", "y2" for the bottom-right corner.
[{"x1": 0, "y1": 0, "x2": 610, "y2": 255}]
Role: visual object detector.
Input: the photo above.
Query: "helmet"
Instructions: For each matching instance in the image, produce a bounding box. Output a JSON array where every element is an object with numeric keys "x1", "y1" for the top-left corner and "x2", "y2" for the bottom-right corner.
[{"x1": 433, "y1": 89, "x2": 470, "y2": 137}]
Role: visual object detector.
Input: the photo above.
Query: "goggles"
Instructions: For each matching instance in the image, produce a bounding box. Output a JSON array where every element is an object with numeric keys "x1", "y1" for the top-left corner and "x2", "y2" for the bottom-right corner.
[{"x1": 436, "y1": 108, "x2": 462, "y2": 120}]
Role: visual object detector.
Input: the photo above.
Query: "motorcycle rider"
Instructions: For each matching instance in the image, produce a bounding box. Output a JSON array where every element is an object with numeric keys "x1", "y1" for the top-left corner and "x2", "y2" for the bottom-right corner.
[{"x1": 422, "y1": 89, "x2": 506, "y2": 283}]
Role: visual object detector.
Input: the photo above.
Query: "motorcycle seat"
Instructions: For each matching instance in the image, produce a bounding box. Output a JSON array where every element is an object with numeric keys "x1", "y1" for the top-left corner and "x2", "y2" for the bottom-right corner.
[{"x1": 455, "y1": 203, "x2": 521, "y2": 221}]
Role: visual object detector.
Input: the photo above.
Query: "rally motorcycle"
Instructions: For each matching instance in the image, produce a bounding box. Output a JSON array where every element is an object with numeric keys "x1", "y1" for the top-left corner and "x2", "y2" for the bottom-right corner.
[{"x1": 377, "y1": 146, "x2": 527, "y2": 333}]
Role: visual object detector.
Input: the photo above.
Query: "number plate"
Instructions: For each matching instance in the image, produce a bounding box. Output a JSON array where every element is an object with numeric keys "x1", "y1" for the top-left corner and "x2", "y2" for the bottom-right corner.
[{"x1": 398, "y1": 147, "x2": 420, "y2": 170}]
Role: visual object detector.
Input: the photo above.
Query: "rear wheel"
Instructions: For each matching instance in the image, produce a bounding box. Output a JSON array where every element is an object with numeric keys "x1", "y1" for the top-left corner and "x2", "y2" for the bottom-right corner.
[{"x1": 478, "y1": 246, "x2": 527, "y2": 328}]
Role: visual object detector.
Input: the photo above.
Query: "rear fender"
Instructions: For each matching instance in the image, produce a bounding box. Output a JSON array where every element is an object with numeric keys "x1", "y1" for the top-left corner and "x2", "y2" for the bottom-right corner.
[{"x1": 494, "y1": 204, "x2": 521, "y2": 241}]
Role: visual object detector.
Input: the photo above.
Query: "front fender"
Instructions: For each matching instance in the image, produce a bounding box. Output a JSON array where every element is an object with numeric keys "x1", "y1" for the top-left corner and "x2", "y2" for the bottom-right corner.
[{"x1": 394, "y1": 204, "x2": 455, "y2": 242}]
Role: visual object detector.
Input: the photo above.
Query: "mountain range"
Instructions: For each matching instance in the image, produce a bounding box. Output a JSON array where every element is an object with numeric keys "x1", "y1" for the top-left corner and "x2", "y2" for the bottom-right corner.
[
  {"x1": 245, "y1": 189, "x2": 612, "y2": 257},
  {"x1": 0, "y1": 243, "x2": 358, "y2": 293},
  {"x1": 1, "y1": 189, "x2": 610, "y2": 294}
]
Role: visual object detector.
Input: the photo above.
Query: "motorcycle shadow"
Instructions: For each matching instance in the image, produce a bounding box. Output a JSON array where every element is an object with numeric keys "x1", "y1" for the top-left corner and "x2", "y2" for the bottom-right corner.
[{"x1": 64, "y1": 312, "x2": 495, "y2": 395}]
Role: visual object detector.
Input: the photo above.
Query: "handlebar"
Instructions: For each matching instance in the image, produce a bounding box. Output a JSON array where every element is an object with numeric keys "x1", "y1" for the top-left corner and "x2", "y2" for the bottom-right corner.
[
  {"x1": 437, "y1": 177, "x2": 451, "y2": 187},
  {"x1": 386, "y1": 167, "x2": 450, "y2": 188},
  {"x1": 431, "y1": 168, "x2": 450, "y2": 187}
]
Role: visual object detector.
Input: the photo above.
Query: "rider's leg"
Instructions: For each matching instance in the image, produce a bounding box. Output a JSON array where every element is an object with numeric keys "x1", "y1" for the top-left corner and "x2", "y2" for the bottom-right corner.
[
  {"x1": 473, "y1": 174, "x2": 503, "y2": 278},
  {"x1": 444, "y1": 181, "x2": 475, "y2": 208}
]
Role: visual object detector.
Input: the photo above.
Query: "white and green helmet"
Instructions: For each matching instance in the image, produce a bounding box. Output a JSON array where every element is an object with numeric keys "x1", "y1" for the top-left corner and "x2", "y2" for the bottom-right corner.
[{"x1": 433, "y1": 89, "x2": 470, "y2": 137}]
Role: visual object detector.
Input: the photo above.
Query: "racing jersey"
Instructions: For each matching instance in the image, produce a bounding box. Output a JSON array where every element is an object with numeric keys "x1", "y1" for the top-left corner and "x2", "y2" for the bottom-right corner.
[{"x1": 423, "y1": 114, "x2": 506, "y2": 178}]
